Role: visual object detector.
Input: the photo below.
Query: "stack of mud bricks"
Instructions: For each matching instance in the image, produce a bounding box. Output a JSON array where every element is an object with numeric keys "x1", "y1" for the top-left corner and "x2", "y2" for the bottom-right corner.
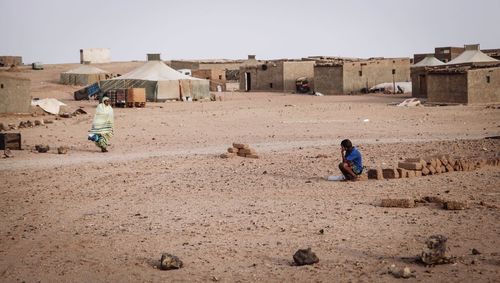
[
  {"x1": 367, "y1": 155, "x2": 500, "y2": 180},
  {"x1": 220, "y1": 143, "x2": 259, "y2": 159}
]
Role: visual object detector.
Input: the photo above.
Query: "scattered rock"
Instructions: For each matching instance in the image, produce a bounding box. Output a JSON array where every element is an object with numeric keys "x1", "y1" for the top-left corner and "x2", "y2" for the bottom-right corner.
[
  {"x1": 35, "y1": 144, "x2": 50, "y2": 153},
  {"x1": 160, "y1": 253, "x2": 183, "y2": 270},
  {"x1": 0, "y1": 123, "x2": 8, "y2": 131},
  {"x1": 4, "y1": 148, "x2": 13, "y2": 158},
  {"x1": 389, "y1": 265, "x2": 415, "y2": 278},
  {"x1": 315, "y1": 154, "x2": 329, "y2": 158},
  {"x1": 59, "y1": 113, "x2": 71, "y2": 118},
  {"x1": 443, "y1": 200, "x2": 468, "y2": 210},
  {"x1": 420, "y1": 235, "x2": 453, "y2": 265},
  {"x1": 34, "y1": 120, "x2": 44, "y2": 126},
  {"x1": 471, "y1": 248, "x2": 481, "y2": 255},
  {"x1": 43, "y1": 119, "x2": 54, "y2": 124},
  {"x1": 380, "y1": 198, "x2": 414, "y2": 208},
  {"x1": 293, "y1": 248, "x2": 319, "y2": 266},
  {"x1": 220, "y1": 153, "x2": 235, "y2": 159},
  {"x1": 57, "y1": 146, "x2": 68, "y2": 154},
  {"x1": 73, "y1": 108, "x2": 87, "y2": 115}
]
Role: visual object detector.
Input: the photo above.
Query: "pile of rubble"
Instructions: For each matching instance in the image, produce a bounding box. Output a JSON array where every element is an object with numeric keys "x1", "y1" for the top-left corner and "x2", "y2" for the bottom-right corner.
[
  {"x1": 220, "y1": 143, "x2": 259, "y2": 159},
  {"x1": 367, "y1": 155, "x2": 500, "y2": 180}
]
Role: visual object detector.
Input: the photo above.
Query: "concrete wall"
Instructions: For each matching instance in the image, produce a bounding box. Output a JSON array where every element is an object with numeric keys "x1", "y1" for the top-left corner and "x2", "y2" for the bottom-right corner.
[
  {"x1": 314, "y1": 65, "x2": 343, "y2": 95},
  {"x1": 0, "y1": 75, "x2": 31, "y2": 113},
  {"x1": 80, "y1": 48, "x2": 111, "y2": 64},
  {"x1": 426, "y1": 73, "x2": 468, "y2": 103},
  {"x1": 343, "y1": 58, "x2": 410, "y2": 93},
  {"x1": 192, "y1": 69, "x2": 226, "y2": 91},
  {"x1": 0, "y1": 56, "x2": 22, "y2": 67},
  {"x1": 467, "y1": 67, "x2": 500, "y2": 103},
  {"x1": 283, "y1": 61, "x2": 315, "y2": 92}
]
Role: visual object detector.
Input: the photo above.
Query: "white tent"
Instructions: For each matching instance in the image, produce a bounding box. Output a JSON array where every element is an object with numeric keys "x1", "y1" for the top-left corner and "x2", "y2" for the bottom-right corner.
[
  {"x1": 447, "y1": 45, "x2": 499, "y2": 65},
  {"x1": 412, "y1": 55, "x2": 444, "y2": 67},
  {"x1": 99, "y1": 60, "x2": 209, "y2": 101},
  {"x1": 60, "y1": 65, "x2": 110, "y2": 85}
]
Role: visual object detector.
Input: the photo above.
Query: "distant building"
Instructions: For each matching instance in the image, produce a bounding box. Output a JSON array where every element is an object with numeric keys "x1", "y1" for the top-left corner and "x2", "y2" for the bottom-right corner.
[
  {"x1": 0, "y1": 56, "x2": 22, "y2": 67},
  {"x1": 0, "y1": 74, "x2": 31, "y2": 114},
  {"x1": 416, "y1": 44, "x2": 500, "y2": 104},
  {"x1": 313, "y1": 57, "x2": 410, "y2": 95},
  {"x1": 239, "y1": 57, "x2": 315, "y2": 92},
  {"x1": 80, "y1": 48, "x2": 111, "y2": 64},
  {"x1": 192, "y1": 69, "x2": 226, "y2": 91},
  {"x1": 411, "y1": 55, "x2": 445, "y2": 98}
]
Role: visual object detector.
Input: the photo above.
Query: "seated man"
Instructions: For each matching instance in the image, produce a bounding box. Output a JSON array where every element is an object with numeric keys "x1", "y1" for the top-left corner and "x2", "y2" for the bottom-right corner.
[{"x1": 338, "y1": 139, "x2": 363, "y2": 180}]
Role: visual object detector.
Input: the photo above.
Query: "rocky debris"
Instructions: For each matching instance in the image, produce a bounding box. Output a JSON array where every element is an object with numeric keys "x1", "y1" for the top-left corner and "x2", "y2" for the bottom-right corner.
[
  {"x1": 57, "y1": 146, "x2": 68, "y2": 154},
  {"x1": 315, "y1": 154, "x2": 329, "y2": 158},
  {"x1": 221, "y1": 142, "x2": 259, "y2": 159},
  {"x1": 0, "y1": 123, "x2": 8, "y2": 132},
  {"x1": 160, "y1": 253, "x2": 183, "y2": 270},
  {"x1": 73, "y1": 108, "x2": 87, "y2": 115},
  {"x1": 59, "y1": 113, "x2": 72, "y2": 118},
  {"x1": 293, "y1": 248, "x2": 319, "y2": 266},
  {"x1": 420, "y1": 235, "x2": 453, "y2": 265},
  {"x1": 420, "y1": 196, "x2": 445, "y2": 204},
  {"x1": 443, "y1": 200, "x2": 468, "y2": 210},
  {"x1": 380, "y1": 198, "x2": 415, "y2": 208},
  {"x1": 388, "y1": 265, "x2": 415, "y2": 279},
  {"x1": 471, "y1": 248, "x2": 481, "y2": 255},
  {"x1": 43, "y1": 119, "x2": 54, "y2": 124},
  {"x1": 3, "y1": 148, "x2": 13, "y2": 158},
  {"x1": 34, "y1": 119, "x2": 44, "y2": 126},
  {"x1": 35, "y1": 144, "x2": 50, "y2": 153}
]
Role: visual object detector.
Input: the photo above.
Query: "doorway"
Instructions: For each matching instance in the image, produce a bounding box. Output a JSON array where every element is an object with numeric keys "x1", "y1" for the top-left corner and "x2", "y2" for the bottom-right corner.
[{"x1": 245, "y1": 72, "x2": 251, "y2": 92}]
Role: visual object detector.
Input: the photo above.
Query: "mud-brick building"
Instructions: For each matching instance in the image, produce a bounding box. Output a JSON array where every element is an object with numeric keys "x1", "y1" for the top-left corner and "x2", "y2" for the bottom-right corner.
[
  {"x1": 0, "y1": 74, "x2": 31, "y2": 114},
  {"x1": 0, "y1": 56, "x2": 23, "y2": 67},
  {"x1": 239, "y1": 59, "x2": 315, "y2": 92},
  {"x1": 415, "y1": 44, "x2": 500, "y2": 104},
  {"x1": 425, "y1": 64, "x2": 500, "y2": 104},
  {"x1": 314, "y1": 57, "x2": 410, "y2": 95},
  {"x1": 411, "y1": 55, "x2": 445, "y2": 98},
  {"x1": 192, "y1": 69, "x2": 226, "y2": 91}
]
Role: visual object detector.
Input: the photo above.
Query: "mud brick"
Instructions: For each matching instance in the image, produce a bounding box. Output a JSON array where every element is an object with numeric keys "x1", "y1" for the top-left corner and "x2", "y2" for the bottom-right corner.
[
  {"x1": 445, "y1": 164, "x2": 454, "y2": 172},
  {"x1": 380, "y1": 198, "x2": 415, "y2": 208},
  {"x1": 227, "y1": 147, "x2": 238, "y2": 153},
  {"x1": 239, "y1": 148, "x2": 256, "y2": 155},
  {"x1": 435, "y1": 158, "x2": 442, "y2": 168},
  {"x1": 440, "y1": 156, "x2": 449, "y2": 166},
  {"x1": 448, "y1": 157, "x2": 456, "y2": 167},
  {"x1": 406, "y1": 170, "x2": 416, "y2": 178},
  {"x1": 424, "y1": 157, "x2": 437, "y2": 168},
  {"x1": 232, "y1": 143, "x2": 249, "y2": 149},
  {"x1": 220, "y1": 153, "x2": 235, "y2": 158},
  {"x1": 357, "y1": 172, "x2": 368, "y2": 181},
  {"x1": 397, "y1": 168, "x2": 407, "y2": 178},
  {"x1": 398, "y1": 162, "x2": 423, "y2": 170},
  {"x1": 421, "y1": 167, "x2": 430, "y2": 176},
  {"x1": 428, "y1": 165, "x2": 437, "y2": 174},
  {"x1": 444, "y1": 200, "x2": 468, "y2": 210},
  {"x1": 246, "y1": 154, "x2": 259, "y2": 159},
  {"x1": 367, "y1": 168, "x2": 383, "y2": 180},
  {"x1": 382, "y1": 168, "x2": 400, "y2": 179},
  {"x1": 415, "y1": 170, "x2": 422, "y2": 177}
]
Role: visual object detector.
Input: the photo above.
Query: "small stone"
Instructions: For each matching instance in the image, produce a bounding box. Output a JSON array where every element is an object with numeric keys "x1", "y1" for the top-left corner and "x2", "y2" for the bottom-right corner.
[
  {"x1": 57, "y1": 146, "x2": 68, "y2": 154},
  {"x1": 160, "y1": 253, "x2": 183, "y2": 270},
  {"x1": 293, "y1": 248, "x2": 319, "y2": 266},
  {"x1": 4, "y1": 148, "x2": 13, "y2": 158},
  {"x1": 35, "y1": 144, "x2": 50, "y2": 153},
  {"x1": 471, "y1": 248, "x2": 481, "y2": 255}
]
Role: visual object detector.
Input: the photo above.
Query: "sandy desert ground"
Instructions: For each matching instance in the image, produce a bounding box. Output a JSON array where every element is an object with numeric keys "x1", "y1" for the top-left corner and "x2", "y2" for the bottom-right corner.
[{"x1": 0, "y1": 63, "x2": 499, "y2": 282}]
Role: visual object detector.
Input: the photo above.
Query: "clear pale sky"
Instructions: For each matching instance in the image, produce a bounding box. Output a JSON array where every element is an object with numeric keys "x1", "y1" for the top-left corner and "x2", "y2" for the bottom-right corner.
[{"x1": 1, "y1": 0, "x2": 499, "y2": 64}]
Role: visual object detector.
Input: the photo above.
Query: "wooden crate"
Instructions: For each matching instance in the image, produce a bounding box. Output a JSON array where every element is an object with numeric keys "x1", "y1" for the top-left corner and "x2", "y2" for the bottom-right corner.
[
  {"x1": 126, "y1": 88, "x2": 146, "y2": 103},
  {"x1": 0, "y1": 133, "x2": 21, "y2": 150}
]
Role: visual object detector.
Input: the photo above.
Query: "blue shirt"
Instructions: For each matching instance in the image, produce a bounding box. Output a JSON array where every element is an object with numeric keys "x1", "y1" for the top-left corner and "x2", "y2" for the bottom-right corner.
[{"x1": 345, "y1": 147, "x2": 363, "y2": 170}]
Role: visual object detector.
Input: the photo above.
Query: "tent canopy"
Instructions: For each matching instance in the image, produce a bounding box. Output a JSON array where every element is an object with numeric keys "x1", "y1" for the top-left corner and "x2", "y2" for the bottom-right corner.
[
  {"x1": 100, "y1": 61, "x2": 209, "y2": 101},
  {"x1": 447, "y1": 45, "x2": 499, "y2": 65},
  {"x1": 62, "y1": 65, "x2": 109, "y2": 74},
  {"x1": 412, "y1": 55, "x2": 444, "y2": 67}
]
